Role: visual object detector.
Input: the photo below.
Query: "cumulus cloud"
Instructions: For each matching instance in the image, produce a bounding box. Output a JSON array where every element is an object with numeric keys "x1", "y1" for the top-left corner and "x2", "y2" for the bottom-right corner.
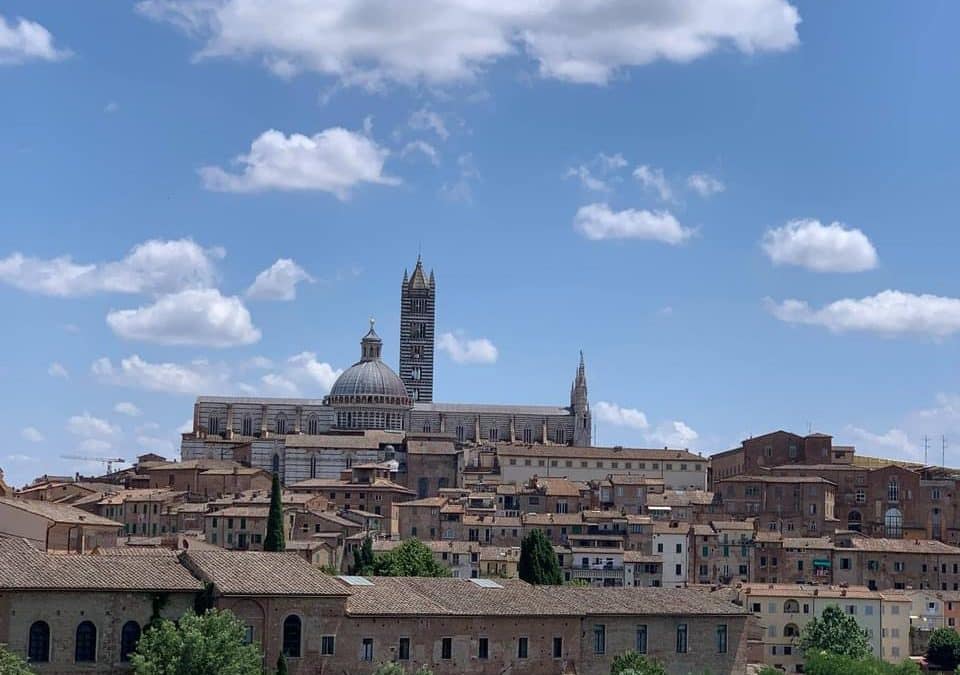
[
  {"x1": 647, "y1": 420, "x2": 700, "y2": 448},
  {"x1": 440, "y1": 153, "x2": 480, "y2": 203},
  {"x1": 20, "y1": 426, "x2": 44, "y2": 443},
  {"x1": 246, "y1": 258, "x2": 314, "y2": 301},
  {"x1": 107, "y1": 288, "x2": 261, "y2": 347},
  {"x1": 437, "y1": 331, "x2": 498, "y2": 364},
  {"x1": 408, "y1": 108, "x2": 449, "y2": 140},
  {"x1": 48, "y1": 362, "x2": 69, "y2": 379},
  {"x1": 93, "y1": 355, "x2": 230, "y2": 395},
  {"x1": 0, "y1": 239, "x2": 221, "y2": 297},
  {"x1": 687, "y1": 172, "x2": 725, "y2": 197},
  {"x1": 844, "y1": 425, "x2": 917, "y2": 461},
  {"x1": 633, "y1": 165, "x2": 672, "y2": 201},
  {"x1": 199, "y1": 127, "x2": 398, "y2": 198},
  {"x1": 401, "y1": 140, "x2": 440, "y2": 166},
  {"x1": 67, "y1": 412, "x2": 119, "y2": 439},
  {"x1": 766, "y1": 290, "x2": 960, "y2": 338},
  {"x1": 136, "y1": 435, "x2": 175, "y2": 455},
  {"x1": 566, "y1": 153, "x2": 628, "y2": 192},
  {"x1": 137, "y1": 0, "x2": 799, "y2": 87},
  {"x1": 286, "y1": 352, "x2": 343, "y2": 393},
  {"x1": 114, "y1": 401, "x2": 142, "y2": 417},
  {"x1": 0, "y1": 14, "x2": 71, "y2": 65},
  {"x1": 594, "y1": 401, "x2": 649, "y2": 430},
  {"x1": 574, "y1": 203, "x2": 693, "y2": 245},
  {"x1": 762, "y1": 219, "x2": 878, "y2": 273}
]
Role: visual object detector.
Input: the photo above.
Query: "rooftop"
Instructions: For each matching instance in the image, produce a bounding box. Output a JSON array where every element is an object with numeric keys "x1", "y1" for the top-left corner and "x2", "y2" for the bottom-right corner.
[
  {"x1": 0, "y1": 496, "x2": 121, "y2": 527},
  {"x1": 182, "y1": 550, "x2": 349, "y2": 596},
  {"x1": 496, "y1": 445, "x2": 703, "y2": 461}
]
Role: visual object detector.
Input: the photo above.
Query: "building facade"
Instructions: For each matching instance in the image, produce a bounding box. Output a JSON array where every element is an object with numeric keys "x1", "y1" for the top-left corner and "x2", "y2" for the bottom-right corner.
[{"x1": 399, "y1": 256, "x2": 436, "y2": 403}]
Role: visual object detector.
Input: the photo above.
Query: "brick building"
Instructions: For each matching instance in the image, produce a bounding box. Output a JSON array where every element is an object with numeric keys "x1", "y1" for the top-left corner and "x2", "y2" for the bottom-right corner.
[
  {"x1": 715, "y1": 475, "x2": 837, "y2": 537},
  {"x1": 0, "y1": 497, "x2": 121, "y2": 553}
]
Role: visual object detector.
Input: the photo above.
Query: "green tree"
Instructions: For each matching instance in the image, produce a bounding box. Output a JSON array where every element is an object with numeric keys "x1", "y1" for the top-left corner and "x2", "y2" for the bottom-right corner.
[
  {"x1": 927, "y1": 626, "x2": 960, "y2": 670},
  {"x1": 0, "y1": 645, "x2": 34, "y2": 675},
  {"x1": 370, "y1": 538, "x2": 450, "y2": 577},
  {"x1": 799, "y1": 604, "x2": 871, "y2": 660},
  {"x1": 351, "y1": 535, "x2": 375, "y2": 575},
  {"x1": 804, "y1": 651, "x2": 920, "y2": 675},
  {"x1": 518, "y1": 529, "x2": 562, "y2": 585},
  {"x1": 263, "y1": 471, "x2": 285, "y2": 552},
  {"x1": 275, "y1": 653, "x2": 289, "y2": 675},
  {"x1": 131, "y1": 608, "x2": 262, "y2": 675},
  {"x1": 371, "y1": 665, "x2": 433, "y2": 675},
  {"x1": 610, "y1": 650, "x2": 667, "y2": 675}
]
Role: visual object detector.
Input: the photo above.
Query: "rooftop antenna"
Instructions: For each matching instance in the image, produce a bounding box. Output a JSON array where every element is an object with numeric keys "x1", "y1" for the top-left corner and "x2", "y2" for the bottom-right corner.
[
  {"x1": 923, "y1": 435, "x2": 930, "y2": 465},
  {"x1": 943, "y1": 435, "x2": 948, "y2": 468}
]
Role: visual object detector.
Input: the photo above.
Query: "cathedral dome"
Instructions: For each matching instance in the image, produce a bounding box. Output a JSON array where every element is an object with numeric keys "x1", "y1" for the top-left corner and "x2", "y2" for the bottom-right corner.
[{"x1": 326, "y1": 320, "x2": 412, "y2": 429}]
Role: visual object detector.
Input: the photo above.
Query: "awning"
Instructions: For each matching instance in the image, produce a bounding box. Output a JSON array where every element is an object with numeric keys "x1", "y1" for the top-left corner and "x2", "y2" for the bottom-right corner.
[{"x1": 813, "y1": 559, "x2": 831, "y2": 568}]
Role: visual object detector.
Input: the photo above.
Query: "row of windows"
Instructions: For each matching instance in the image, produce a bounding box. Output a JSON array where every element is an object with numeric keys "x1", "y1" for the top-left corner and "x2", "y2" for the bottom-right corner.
[
  {"x1": 337, "y1": 410, "x2": 405, "y2": 430},
  {"x1": 27, "y1": 620, "x2": 140, "y2": 664},
  {"x1": 508, "y1": 458, "x2": 702, "y2": 471},
  {"x1": 593, "y1": 623, "x2": 727, "y2": 655}
]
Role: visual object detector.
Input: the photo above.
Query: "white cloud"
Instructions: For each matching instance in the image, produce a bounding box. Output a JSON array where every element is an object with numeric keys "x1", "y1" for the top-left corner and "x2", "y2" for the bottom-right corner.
[
  {"x1": 246, "y1": 258, "x2": 314, "y2": 301},
  {"x1": 766, "y1": 290, "x2": 960, "y2": 338},
  {"x1": 104, "y1": 101, "x2": 119, "y2": 113},
  {"x1": 137, "y1": 0, "x2": 799, "y2": 87},
  {"x1": 107, "y1": 288, "x2": 261, "y2": 347},
  {"x1": 647, "y1": 420, "x2": 699, "y2": 448},
  {"x1": 687, "y1": 172, "x2": 725, "y2": 197},
  {"x1": 401, "y1": 140, "x2": 439, "y2": 166},
  {"x1": 48, "y1": 362, "x2": 69, "y2": 378},
  {"x1": 0, "y1": 239, "x2": 221, "y2": 297},
  {"x1": 844, "y1": 425, "x2": 917, "y2": 461},
  {"x1": 67, "y1": 412, "x2": 119, "y2": 439},
  {"x1": 762, "y1": 219, "x2": 878, "y2": 273},
  {"x1": 136, "y1": 435, "x2": 175, "y2": 455},
  {"x1": 408, "y1": 108, "x2": 449, "y2": 140},
  {"x1": 20, "y1": 426, "x2": 44, "y2": 443},
  {"x1": 286, "y1": 352, "x2": 343, "y2": 393},
  {"x1": 574, "y1": 203, "x2": 693, "y2": 245},
  {"x1": 76, "y1": 438, "x2": 113, "y2": 453},
  {"x1": 594, "y1": 401, "x2": 649, "y2": 430},
  {"x1": 93, "y1": 354, "x2": 230, "y2": 395},
  {"x1": 633, "y1": 165, "x2": 672, "y2": 201},
  {"x1": 437, "y1": 332, "x2": 498, "y2": 364},
  {"x1": 0, "y1": 14, "x2": 71, "y2": 65},
  {"x1": 566, "y1": 153, "x2": 628, "y2": 192},
  {"x1": 114, "y1": 401, "x2": 142, "y2": 417},
  {"x1": 199, "y1": 127, "x2": 398, "y2": 198}
]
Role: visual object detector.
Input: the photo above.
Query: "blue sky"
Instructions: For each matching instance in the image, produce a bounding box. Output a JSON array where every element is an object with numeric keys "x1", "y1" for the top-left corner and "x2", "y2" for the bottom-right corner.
[{"x1": 2, "y1": 1, "x2": 960, "y2": 486}]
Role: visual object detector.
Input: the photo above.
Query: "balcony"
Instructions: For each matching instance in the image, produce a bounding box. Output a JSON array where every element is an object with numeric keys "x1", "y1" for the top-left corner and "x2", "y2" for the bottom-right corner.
[{"x1": 570, "y1": 567, "x2": 624, "y2": 580}]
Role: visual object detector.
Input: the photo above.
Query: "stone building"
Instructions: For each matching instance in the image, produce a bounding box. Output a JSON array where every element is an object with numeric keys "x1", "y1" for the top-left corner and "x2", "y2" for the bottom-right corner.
[
  {"x1": 715, "y1": 475, "x2": 837, "y2": 537},
  {"x1": 0, "y1": 497, "x2": 122, "y2": 553}
]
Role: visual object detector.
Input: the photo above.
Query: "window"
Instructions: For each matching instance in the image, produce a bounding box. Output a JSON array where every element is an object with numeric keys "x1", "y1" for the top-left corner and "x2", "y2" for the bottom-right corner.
[
  {"x1": 441, "y1": 637, "x2": 452, "y2": 659},
  {"x1": 523, "y1": 428, "x2": 533, "y2": 443},
  {"x1": 120, "y1": 621, "x2": 141, "y2": 662},
  {"x1": 676, "y1": 623, "x2": 688, "y2": 653},
  {"x1": 784, "y1": 623, "x2": 799, "y2": 638},
  {"x1": 888, "y1": 478, "x2": 899, "y2": 502},
  {"x1": 307, "y1": 415, "x2": 320, "y2": 435},
  {"x1": 555, "y1": 427, "x2": 566, "y2": 444},
  {"x1": 75, "y1": 621, "x2": 97, "y2": 663},
  {"x1": 208, "y1": 416, "x2": 220, "y2": 435},
  {"x1": 321, "y1": 635, "x2": 335, "y2": 655},
  {"x1": 282, "y1": 615, "x2": 301, "y2": 658},
  {"x1": 636, "y1": 625, "x2": 648, "y2": 653},
  {"x1": 479, "y1": 637, "x2": 489, "y2": 659},
  {"x1": 28, "y1": 621, "x2": 50, "y2": 663},
  {"x1": 243, "y1": 626, "x2": 254, "y2": 644},
  {"x1": 272, "y1": 453, "x2": 280, "y2": 474},
  {"x1": 488, "y1": 427, "x2": 499, "y2": 442},
  {"x1": 593, "y1": 625, "x2": 606, "y2": 654},
  {"x1": 242, "y1": 414, "x2": 253, "y2": 436},
  {"x1": 398, "y1": 637, "x2": 409, "y2": 660},
  {"x1": 456, "y1": 424, "x2": 465, "y2": 442},
  {"x1": 885, "y1": 508, "x2": 903, "y2": 538},
  {"x1": 275, "y1": 413, "x2": 287, "y2": 435},
  {"x1": 855, "y1": 489, "x2": 866, "y2": 504},
  {"x1": 518, "y1": 636, "x2": 529, "y2": 658},
  {"x1": 717, "y1": 624, "x2": 728, "y2": 654},
  {"x1": 784, "y1": 599, "x2": 800, "y2": 614},
  {"x1": 553, "y1": 637, "x2": 563, "y2": 659},
  {"x1": 361, "y1": 638, "x2": 374, "y2": 661}
]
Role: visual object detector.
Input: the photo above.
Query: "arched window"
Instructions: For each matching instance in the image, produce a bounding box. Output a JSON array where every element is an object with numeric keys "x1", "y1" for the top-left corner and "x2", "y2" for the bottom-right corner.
[
  {"x1": 28, "y1": 621, "x2": 50, "y2": 663},
  {"x1": 523, "y1": 428, "x2": 533, "y2": 443},
  {"x1": 488, "y1": 427, "x2": 499, "y2": 442},
  {"x1": 272, "y1": 453, "x2": 280, "y2": 474},
  {"x1": 847, "y1": 510, "x2": 863, "y2": 532},
  {"x1": 208, "y1": 416, "x2": 220, "y2": 435},
  {"x1": 275, "y1": 413, "x2": 287, "y2": 435},
  {"x1": 784, "y1": 623, "x2": 800, "y2": 638},
  {"x1": 554, "y1": 427, "x2": 565, "y2": 444},
  {"x1": 310, "y1": 455, "x2": 318, "y2": 479},
  {"x1": 282, "y1": 615, "x2": 302, "y2": 658},
  {"x1": 885, "y1": 508, "x2": 903, "y2": 538},
  {"x1": 75, "y1": 621, "x2": 97, "y2": 663},
  {"x1": 241, "y1": 415, "x2": 253, "y2": 437},
  {"x1": 307, "y1": 415, "x2": 319, "y2": 435},
  {"x1": 888, "y1": 478, "x2": 899, "y2": 502},
  {"x1": 783, "y1": 599, "x2": 800, "y2": 614},
  {"x1": 120, "y1": 621, "x2": 141, "y2": 662},
  {"x1": 456, "y1": 425, "x2": 465, "y2": 442}
]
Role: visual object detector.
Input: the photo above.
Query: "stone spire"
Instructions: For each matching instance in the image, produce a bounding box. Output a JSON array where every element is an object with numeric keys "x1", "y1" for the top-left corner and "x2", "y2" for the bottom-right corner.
[{"x1": 572, "y1": 351, "x2": 591, "y2": 447}]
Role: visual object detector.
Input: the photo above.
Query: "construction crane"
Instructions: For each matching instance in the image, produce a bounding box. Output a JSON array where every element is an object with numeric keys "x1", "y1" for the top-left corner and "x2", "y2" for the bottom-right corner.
[{"x1": 61, "y1": 455, "x2": 127, "y2": 475}]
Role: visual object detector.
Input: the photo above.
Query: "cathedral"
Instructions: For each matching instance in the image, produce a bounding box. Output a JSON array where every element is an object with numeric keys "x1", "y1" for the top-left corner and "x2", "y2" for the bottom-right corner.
[{"x1": 181, "y1": 257, "x2": 591, "y2": 483}]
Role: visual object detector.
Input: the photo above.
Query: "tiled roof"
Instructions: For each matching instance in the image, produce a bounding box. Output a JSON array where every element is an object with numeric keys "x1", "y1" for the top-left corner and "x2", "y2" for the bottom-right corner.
[
  {"x1": 92, "y1": 547, "x2": 180, "y2": 557},
  {"x1": 739, "y1": 583, "x2": 882, "y2": 600},
  {"x1": 624, "y1": 551, "x2": 662, "y2": 564},
  {"x1": 405, "y1": 439, "x2": 458, "y2": 455},
  {"x1": 717, "y1": 475, "x2": 836, "y2": 484},
  {"x1": 289, "y1": 478, "x2": 415, "y2": 493},
  {"x1": 841, "y1": 537, "x2": 960, "y2": 554},
  {"x1": 0, "y1": 537, "x2": 201, "y2": 592},
  {"x1": 496, "y1": 445, "x2": 704, "y2": 461},
  {"x1": 550, "y1": 586, "x2": 747, "y2": 616},
  {"x1": 182, "y1": 550, "x2": 348, "y2": 596},
  {"x1": 395, "y1": 497, "x2": 446, "y2": 507},
  {"x1": 0, "y1": 496, "x2": 121, "y2": 527},
  {"x1": 207, "y1": 506, "x2": 270, "y2": 518}
]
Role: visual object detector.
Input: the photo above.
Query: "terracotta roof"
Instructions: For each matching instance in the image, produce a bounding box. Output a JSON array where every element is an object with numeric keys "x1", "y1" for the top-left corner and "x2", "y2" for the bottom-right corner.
[
  {"x1": 624, "y1": 551, "x2": 663, "y2": 564},
  {"x1": 0, "y1": 537, "x2": 201, "y2": 592},
  {"x1": 207, "y1": 506, "x2": 270, "y2": 518},
  {"x1": 781, "y1": 537, "x2": 834, "y2": 550},
  {"x1": 0, "y1": 496, "x2": 121, "y2": 527},
  {"x1": 841, "y1": 538, "x2": 960, "y2": 554},
  {"x1": 549, "y1": 586, "x2": 747, "y2": 616},
  {"x1": 92, "y1": 547, "x2": 179, "y2": 557},
  {"x1": 182, "y1": 550, "x2": 349, "y2": 596},
  {"x1": 739, "y1": 583, "x2": 883, "y2": 600},
  {"x1": 289, "y1": 478, "x2": 415, "y2": 493},
  {"x1": 718, "y1": 475, "x2": 836, "y2": 485},
  {"x1": 497, "y1": 445, "x2": 704, "y2": 461},
  {"x1": 405, "y1": 439, "x2": 458, "y2": 455},
  {"x1": 395, "y1": 497, "x2": 446, "y2": 507},
  {"x1": 653, "y1": 522, "x2": 691, "y2": 534}
]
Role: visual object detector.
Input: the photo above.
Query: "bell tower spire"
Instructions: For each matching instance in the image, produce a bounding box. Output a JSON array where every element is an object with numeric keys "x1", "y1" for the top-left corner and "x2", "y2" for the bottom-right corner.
[
  {"x1": 399, "y1": 255, "x2": 436, "y2": 402},
  {"x1": 572, "y1": 351, "x2": 591, "y2": 446}
]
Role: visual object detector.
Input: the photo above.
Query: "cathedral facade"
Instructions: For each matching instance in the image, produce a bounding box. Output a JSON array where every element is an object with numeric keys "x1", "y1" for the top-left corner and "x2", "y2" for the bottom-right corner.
[{"x1": 181, "y1": 258, "x2": 591, "y2": 483}]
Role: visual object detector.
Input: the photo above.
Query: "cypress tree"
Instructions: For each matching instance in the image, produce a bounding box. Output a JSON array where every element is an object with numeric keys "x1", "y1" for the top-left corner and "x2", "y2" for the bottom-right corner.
[
  {"x1": 263, "y1": 471, "x2": 285, "y2": 552},
  {"x1": 518, "y1": 529, "x2": 562, "y2": 585}
]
